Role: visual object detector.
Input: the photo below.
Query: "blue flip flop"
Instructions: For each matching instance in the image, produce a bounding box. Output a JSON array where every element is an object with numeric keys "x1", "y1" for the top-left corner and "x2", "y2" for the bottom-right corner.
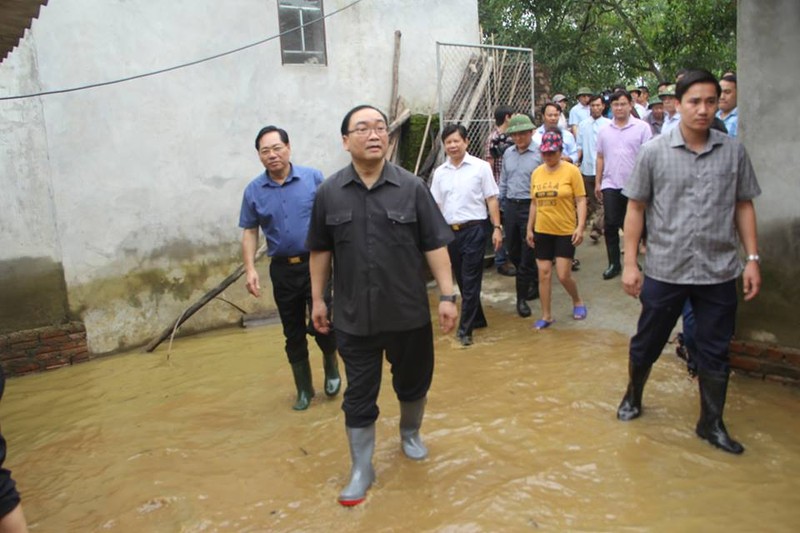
[
  {"x1": 533, "y1": 318, "x2": 555, "y2": 330},
  {"x1": 573, "y1": 305, "x2": 588, "y2": 320}
]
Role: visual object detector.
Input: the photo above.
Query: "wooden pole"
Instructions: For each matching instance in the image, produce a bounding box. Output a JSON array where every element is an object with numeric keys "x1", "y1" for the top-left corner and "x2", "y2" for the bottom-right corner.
[
  {"x1": 390, "y1": 30, "x2": 402, "y2": 120},
  {"x1": 144, "y1": 244, "x2": 267, "y2": 352},
  {"x1": 414, "y1": 113, "x2": 433, "y2": 175}
]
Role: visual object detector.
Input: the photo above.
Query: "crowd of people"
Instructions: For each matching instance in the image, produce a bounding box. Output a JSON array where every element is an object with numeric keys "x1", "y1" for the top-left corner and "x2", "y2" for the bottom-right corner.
[{"x1": 229, "y1": 68, "x2": 756, "y2": 508}]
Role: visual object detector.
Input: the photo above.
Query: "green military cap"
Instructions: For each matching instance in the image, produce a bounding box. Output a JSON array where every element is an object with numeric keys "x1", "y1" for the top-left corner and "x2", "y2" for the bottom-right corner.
[
  {"x1": 658, "y1": 84, "x2": 676, "y2": 97},
  {"x1": 576, "y1": 86, "x2": 592, "y2": 96},
  {"x1": 626, "y1": 84, "x2": 641, "y2": 94},
  {"x1": 648, "y1": 96, "x2": 663, "y2": 108},
  {"x1": 505, "y1": 114, "x2": 535, "y2": 133}
]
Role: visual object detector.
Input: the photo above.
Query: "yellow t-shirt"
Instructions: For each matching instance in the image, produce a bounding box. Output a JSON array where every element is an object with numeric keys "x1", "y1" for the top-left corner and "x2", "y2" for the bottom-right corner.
[{"x1": 530, "y1": 162, "x2": 586, "y2": 236}]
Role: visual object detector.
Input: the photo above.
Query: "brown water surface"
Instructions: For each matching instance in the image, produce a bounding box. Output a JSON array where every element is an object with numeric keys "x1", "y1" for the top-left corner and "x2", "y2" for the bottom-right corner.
[{"x1": 3, "y1": 303, "x2": 799, "y2": 532}]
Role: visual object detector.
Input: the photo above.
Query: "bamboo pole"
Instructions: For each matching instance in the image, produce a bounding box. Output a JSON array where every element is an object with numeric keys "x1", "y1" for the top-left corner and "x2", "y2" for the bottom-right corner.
[{"x1": 144, "y1": 244, "x2": 266, "y2": 352}]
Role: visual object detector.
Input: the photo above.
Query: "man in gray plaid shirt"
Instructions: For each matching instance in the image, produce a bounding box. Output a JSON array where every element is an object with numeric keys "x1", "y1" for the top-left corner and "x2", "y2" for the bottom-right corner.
[{"x1": 616, "y1": 69, "x2": 762, "y2": 455}]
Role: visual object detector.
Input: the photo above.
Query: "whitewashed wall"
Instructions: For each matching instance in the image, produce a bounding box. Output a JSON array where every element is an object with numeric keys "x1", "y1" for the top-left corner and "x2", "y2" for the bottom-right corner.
[{"x1": 0, "y1": 0, "x2": 480, "y2": 352}]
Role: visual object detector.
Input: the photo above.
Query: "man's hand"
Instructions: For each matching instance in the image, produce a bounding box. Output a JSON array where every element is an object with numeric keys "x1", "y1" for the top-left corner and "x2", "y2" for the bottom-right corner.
[
  {"x1": 526, "y1": 228, "x2": 535, "y2": 248},
  {"x1": 312, "y1": 300, "x2": 331, "y2": 334},
  {"x1": 438, "y1": 301, "x2": 458, "y2": 334},
  {"x1": 492, "y1": 228, "x2": 503, "y2": 251},
  {"x1": 594, "y1": 182, "x2": 603, "y2": 203},
  {"x1": 621, "y1": 265, "x2": 642, "y2": 298},
  {"x1": 742, "y1": 262, "x2": 761, "y2": 301},
  {"x1": 245, "y1": 270, "x2": 261, "y2": 297}
]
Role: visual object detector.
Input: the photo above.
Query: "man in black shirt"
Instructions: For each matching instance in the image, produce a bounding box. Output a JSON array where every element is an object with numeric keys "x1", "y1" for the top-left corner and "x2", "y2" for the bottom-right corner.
[{"x1": 307, "y1": 105, "x2": 457, "y2": 507}]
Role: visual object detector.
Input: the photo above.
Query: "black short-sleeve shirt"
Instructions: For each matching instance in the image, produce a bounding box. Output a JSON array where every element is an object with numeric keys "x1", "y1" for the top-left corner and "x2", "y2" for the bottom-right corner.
[{"x1": 306, "y1": 162, "x2": 454, "y2": 336}]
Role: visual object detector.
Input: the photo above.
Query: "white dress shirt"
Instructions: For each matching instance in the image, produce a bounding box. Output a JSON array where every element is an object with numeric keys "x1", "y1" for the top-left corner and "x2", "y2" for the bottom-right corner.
[{"x1": 430, "y1": 153, "x2": 499, "y2": 224}]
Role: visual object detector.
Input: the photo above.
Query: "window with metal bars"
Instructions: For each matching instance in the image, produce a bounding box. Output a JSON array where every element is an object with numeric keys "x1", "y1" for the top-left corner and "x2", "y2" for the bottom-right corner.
[{"x1": 277, "y1": 0, "x2": 327, "y2": 65}]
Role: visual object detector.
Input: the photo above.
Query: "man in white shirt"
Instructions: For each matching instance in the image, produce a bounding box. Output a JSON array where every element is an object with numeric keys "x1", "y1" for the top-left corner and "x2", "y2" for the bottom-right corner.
[
  {"x1": 431, "y1": 124, "x2": 502, "y2": 346},
  {"x1": 576, "y1": 94, "x2": 612, "y2": 242},
  {"x1": 533, "y1": 102, "x2": 578, "y2": 163},
  {"x1": 659, "y1": 84, "x2": 681, "y2": 134}
]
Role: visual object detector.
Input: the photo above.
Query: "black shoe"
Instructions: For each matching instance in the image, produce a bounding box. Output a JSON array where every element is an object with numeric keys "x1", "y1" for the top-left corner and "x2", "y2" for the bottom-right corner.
[
  {"x1": 602, "y1": 264, "x2": 621, "y2": 280},
  {"x1": 496, "y1": 263, "x2": 517, "y2": 276},
  {"x1": 457, "y1": 333, "x2": 473, "y2": 346},
  {"x1": 572, "y1": 258, "x2": 581, "y2": 271},
  {"x1": 516, "y1": 299, "x2": 531, "y2": 318}
]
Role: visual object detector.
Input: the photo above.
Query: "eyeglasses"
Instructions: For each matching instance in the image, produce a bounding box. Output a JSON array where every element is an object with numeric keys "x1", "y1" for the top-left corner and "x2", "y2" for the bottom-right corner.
[
  {"x1": 259, "y1": 144, "x2": 287, "y2": 156},
  {"x1": 347, "y1": 124, "x2": 388, "y2": 137}
]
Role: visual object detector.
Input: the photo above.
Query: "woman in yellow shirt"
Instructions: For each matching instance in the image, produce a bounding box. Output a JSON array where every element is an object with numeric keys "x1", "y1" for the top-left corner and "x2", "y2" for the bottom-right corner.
[{"x1": 525, "y1": 130, "x2": 588, "y2": 329}]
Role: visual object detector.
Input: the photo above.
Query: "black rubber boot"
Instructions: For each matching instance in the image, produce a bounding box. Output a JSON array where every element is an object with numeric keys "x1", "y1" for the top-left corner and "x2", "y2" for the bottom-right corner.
[
  {"x1": 399, "y1": 397, "x2": 428, "y2": 460},
  {"x1": 322, "y1": 351, "x2": 341, "y2": 397},
  {"x1": 525, "y1": 280, "x2": 540, "y2": 301},
  {"x1": 617, "y1": 360, "x2": 652, "y2": 421},
  {"x1": 290, "y1": 360, "x2": 315, "y2": 411},
  {"x1": 516, "y1": 277, "x2": 531, "y2": 317},
  {"x1": 602, "y1": 243, "x2": 621, "y2": 280},
  {"x1": 695, "y1": 369, "x2": 745, "y2": 454},
  {"x1": 338, "y1": 425, "x2": 376, "y2": 506}
]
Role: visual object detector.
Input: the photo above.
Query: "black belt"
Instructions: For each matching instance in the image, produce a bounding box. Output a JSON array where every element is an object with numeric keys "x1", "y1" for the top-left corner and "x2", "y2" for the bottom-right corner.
[
  {"x1": 271, "y1": 253, "x2": 309, "y2": 265},
  {"x1": 450, "y1": 219, "x2": 484, "y2": 231},
  {"x1": 505, "y1": 198, "x2": 531, "y2": 204}
]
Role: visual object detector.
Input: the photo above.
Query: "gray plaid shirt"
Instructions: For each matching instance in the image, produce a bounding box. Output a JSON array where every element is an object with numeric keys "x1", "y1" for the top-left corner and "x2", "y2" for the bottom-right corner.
[{"x1": 624, "y1": 127, "x2": 761, "y2": 284}]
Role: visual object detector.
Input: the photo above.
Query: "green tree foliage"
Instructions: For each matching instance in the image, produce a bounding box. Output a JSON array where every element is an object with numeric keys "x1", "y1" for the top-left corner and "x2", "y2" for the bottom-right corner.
[{"x1": 479, "y1": 0, "x2": 736, "y2": 94}]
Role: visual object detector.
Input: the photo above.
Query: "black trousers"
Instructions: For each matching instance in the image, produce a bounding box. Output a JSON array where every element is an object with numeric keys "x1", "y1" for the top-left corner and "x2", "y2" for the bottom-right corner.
[
  {"x1": 336, "y1": 323, "x2": 434, "y2": 428},
  {"x1": 629, "y1": 277, "x2": 737, "y2": 373},
  {"x1": 269, "y1": 260, "x2": 336, "y2": 364},
  {"x1": 504, "y1": 200, "x2": 538, "y2": 286},
  {"x1": 0, "y1": 367, "x2": 21, "y2": 518},
  {"x1": 602, "y1": 188, "x2": 627, "y2": 255},
  {"x1": 448, "y1": 223, "x2": 487, "y2": 336}
]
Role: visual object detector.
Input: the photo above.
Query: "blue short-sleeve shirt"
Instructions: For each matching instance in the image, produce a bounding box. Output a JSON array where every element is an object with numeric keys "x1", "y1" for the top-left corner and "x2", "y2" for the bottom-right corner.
[{"x1": 238, "y1": 164, "x2": 324, "y2": 257}]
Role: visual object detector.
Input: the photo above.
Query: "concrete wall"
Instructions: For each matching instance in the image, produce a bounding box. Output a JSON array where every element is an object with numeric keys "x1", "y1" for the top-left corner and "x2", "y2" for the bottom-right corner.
[
  {"x1": 0, "y1": 0, "x2": 480, "y2": 353},
  {"x1": 737, "y1": 0, "x2": 800, "y2": 348}
]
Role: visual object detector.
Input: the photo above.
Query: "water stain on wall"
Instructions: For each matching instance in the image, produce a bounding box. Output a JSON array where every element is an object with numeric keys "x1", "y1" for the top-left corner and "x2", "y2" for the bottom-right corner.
[
  {"x1": 0, "y1": 256, "x2": 70, "y2": 334},
  {"x1": 737, "y1": 218, "x2": 800, "y2": 348}
]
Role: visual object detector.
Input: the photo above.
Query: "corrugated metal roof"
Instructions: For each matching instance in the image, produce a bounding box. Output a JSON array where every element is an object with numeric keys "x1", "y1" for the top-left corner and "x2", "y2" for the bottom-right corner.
[{"x1": 0, "y1": 0, "x2": 49, "y2": 63}]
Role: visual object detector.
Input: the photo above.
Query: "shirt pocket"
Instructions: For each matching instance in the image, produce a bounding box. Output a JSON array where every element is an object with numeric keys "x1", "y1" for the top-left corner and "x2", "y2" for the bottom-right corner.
[
  {"x1": 326, "y1": 210, "x2": 353, "y2": 244},
  {"x1": 386, "y1": 209, "x2": 418, "y2": 246},
  {"x1": 703, "y1": 172, "x2": 736, "y2": 206}
]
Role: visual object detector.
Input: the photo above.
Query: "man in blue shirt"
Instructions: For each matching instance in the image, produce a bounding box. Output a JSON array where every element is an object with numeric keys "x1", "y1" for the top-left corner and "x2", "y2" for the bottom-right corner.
[
  {"x1": 717, "y1": 74, "x2": 738, "y2": 138},
  {"x1": 239, "y1": 126, "x2": 340, "y2": 411}
]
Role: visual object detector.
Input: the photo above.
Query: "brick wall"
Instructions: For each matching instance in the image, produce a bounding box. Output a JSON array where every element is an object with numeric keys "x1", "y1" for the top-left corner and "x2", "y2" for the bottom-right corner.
[
  {"x1": 730, "y1": 340, "x2": 800, "y2": 385},
  {"x1": 0, "y1": 322, "x2": 90, "y2": 376}
]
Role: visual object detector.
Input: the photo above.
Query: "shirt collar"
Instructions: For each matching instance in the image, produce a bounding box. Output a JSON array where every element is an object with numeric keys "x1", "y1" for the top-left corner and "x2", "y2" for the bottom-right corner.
[
  {"x1": 445, "y1": 153, "x2": 474, "y2": 169},
  {"x1": 340, "y1": 162, "x2": 402, "y2": 188},
  {"x1": 669, "y1": 125, "x2": 727, "y2": 152},
  {"x1": 261, "y1": 164, "x2": 299, "y2": 187}
]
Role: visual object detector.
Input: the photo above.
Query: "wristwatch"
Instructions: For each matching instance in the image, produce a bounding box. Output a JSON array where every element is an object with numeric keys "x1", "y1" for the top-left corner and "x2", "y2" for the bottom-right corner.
[
  {"x1": 745, "y1": 254, "x2": 761, "y2": 264},
  {"x1": 439, "y1": 294, "x2": 457, "y2": 303},
  {"x1": 493, "y1": 225, "x2": 503, "y2": 231}
]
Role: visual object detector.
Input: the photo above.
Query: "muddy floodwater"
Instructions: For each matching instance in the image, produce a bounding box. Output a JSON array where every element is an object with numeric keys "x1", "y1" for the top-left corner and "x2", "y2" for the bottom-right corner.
[{"x1": 3, "y1": 300, "x2": 800, "y2": 531}]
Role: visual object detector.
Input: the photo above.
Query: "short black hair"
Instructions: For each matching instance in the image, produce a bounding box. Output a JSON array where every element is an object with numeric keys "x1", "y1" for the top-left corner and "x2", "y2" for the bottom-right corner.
[
  {"x1": 254, "y1": 126, "x2": 289, "y2": 150},
  {"x1": 340, "y1": 105, "x2": 389, "y2": 136},
  {"x1": 721, "y1": 74, "x2": 737, "y2": 84},
  {"x1": 675, "y1": 68, "x2": 691, "y2": 81},
  {"x1": 588, "y1": 94, "x2": 603, "y2": 105},
  {"x1": 441, "y1": 123, "x2": 468, "y2": 142},
  {"x1": 494, "y1": 106, "x2": 514, "y2": 126},
  {"x1": 675, "y1": 69, "x2": 721, "y2": 101},
  {"x1": 541, "y1": 101, "x2": 560, "y2": 115},
  {"x1": 609, "y1": 90, "x2": 632, "y2": 104}
]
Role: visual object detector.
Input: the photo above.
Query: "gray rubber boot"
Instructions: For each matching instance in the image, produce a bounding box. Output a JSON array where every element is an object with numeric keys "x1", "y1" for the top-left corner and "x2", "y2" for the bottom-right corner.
[
  {"x1": 399, "y1": 397, "x2": 428, "y2": 460},
  {"x1": 338, "y1": 425, "x2": 376, "y2": 506},
  {"x1": 290, "y1": 360, "x2": 315, "y2": 411},
  {"x1": 322, "y1": 350, "x2": 342, "y2": 397}
]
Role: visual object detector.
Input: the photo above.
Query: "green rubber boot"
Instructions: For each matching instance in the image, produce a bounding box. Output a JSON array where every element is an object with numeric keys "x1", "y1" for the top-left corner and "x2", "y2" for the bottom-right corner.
[
  {"x1": 290, "y1": 360, "x2": 315, "y2": 411},
  {"x1": 323, "y1": 351, "x2": 342, "y2": 397}
]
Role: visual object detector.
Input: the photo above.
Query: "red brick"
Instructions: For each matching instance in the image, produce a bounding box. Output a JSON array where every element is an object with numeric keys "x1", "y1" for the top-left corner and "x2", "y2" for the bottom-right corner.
[
  {"x1": 64, "y1": 322, "x2": 87, "y2": 334},
  {"x1": 44, "y1": 362, "x2": 70, "y2": 371},
  {"x1": 5, "y1": 362, "x2": 41, "y2": 375},
  {"x1": 70, "y1": 353, "x2": 92, "y2": 364},
  {"x1": 38, "y1": 326, "x2": 67, "y2": 339},
  {"x1": 730, "y1": 355, "x2": 762, "y2": 373},
  {"x1": 6, "y1": 330, "x2": 37, "y2": 344},
  {"x1": 67, "y1": 332, "x2": 87, "y2": 341},
  {"x1": 9, "y1": 339, "x2": 41, "y2": 351},
  {"x1": 764, "y1": 347, "x2": 786, "y2": 363},
  {"x1": 764, "y1": 374, "x2": 800, "y2": 386}
]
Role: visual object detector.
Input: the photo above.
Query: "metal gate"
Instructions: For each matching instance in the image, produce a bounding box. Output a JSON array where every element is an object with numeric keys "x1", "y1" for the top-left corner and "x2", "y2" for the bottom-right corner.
[{"x1": 436, "y1": 42, "x2": 534, "y2": 162}]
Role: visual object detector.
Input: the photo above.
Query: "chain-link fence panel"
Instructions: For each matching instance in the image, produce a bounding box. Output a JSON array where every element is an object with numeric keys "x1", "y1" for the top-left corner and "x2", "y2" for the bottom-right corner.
[{"x1": 436, "y1": 42, "x2": 534, "y2": 165}]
